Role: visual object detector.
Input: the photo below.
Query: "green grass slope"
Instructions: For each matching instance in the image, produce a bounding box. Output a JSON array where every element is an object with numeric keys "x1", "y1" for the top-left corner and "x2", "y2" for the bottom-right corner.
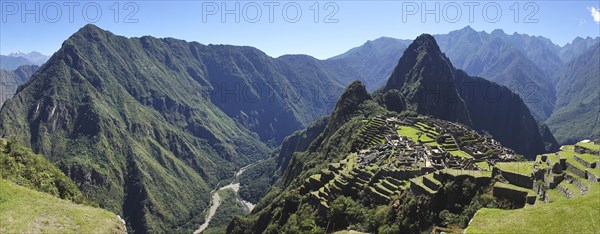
[
  {"x1": 466, "y1": 184, "x2": 600, "y2": 233},
  {"x1": 0, "y1": 179, "x2": 125, "y2": 233}
]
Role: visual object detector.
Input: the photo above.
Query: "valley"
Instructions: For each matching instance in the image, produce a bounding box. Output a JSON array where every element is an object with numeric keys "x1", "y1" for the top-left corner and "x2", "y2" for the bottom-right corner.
[
  {"x1": 196, "y1": 163, "x2": 257, "y2": 233},
  {"x1": 0, "y1": 8, "x2": 598, "y2": 233}
]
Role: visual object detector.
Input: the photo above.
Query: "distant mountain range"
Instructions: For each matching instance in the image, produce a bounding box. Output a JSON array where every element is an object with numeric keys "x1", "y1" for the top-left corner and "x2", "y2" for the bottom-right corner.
[
  {"x1": 0, "y1": 65, "x2": 38, "y2": 106},
  {"x1": 0, "y1": 51, "x2": 49, "y2": 70},
  {"x1": 547, "y1": 43, "x2": 600, "y2": 144},
  {"x1": 2, "y1": 27, "x2": 595, "y2": 145},
  {"x1": 328, "y1": 26, "x2": 599, "y2": 143}
]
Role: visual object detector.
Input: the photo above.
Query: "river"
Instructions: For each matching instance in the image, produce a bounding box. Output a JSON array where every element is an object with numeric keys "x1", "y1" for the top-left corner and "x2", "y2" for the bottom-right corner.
[{"x1": 193, "y1": 164, "x2": 256, "y2": 233}]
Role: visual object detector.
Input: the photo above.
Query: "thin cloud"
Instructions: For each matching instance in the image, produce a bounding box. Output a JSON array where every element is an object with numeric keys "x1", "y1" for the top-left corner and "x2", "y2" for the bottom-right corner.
[{"x1": 589, "y1": 7, "x2": 600, "y2": 24}]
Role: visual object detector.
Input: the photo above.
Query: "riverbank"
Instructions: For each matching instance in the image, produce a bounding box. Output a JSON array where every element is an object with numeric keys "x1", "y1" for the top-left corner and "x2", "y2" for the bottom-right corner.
[{"x1": 194, "y1": 165, "x2": 257, "y2": 233}]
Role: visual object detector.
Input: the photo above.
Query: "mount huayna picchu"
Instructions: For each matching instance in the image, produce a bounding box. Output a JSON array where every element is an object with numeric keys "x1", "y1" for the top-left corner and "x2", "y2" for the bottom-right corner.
[
  {"x1": 227, "y1": 35, "x2": 593, "y2": 234},
  {"x1": 381, "y1": 34, "x2": 557, "y2": 158}
]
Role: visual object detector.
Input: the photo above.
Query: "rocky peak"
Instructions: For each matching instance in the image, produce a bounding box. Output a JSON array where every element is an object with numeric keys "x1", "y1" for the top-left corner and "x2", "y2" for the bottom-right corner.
[{"x1": 383, "y1": 34, "x2": 472, "y2": 126}]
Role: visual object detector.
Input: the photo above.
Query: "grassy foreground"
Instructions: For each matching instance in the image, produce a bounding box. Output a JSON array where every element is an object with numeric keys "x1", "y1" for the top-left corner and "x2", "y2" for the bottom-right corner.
[
  {"x1": 466, "y1": 184, "x2": 600, "y2": 233},
  {"x1": 0, "y1": 179, "x2": 126, "y2": 233}
]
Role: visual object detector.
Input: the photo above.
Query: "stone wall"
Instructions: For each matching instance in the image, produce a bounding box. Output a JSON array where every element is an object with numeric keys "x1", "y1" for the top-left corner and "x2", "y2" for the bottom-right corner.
[
  {"x1": 533, "y1": 168, "x2": 546, "y2": 180},
  {"x1": 564, "y1": 174, "x2": 587, "y2": 195},
  {"x1": 565, "y1": 162, "x2": 587, "y2": 179},
  {"x1": 493, "y1": 185, "x2": 527, "y2": 207},
  {"x1": 423, "y1": 176, "x2": 441, "y2": 190},
  {"x1": 381, "y1": 168, "x2": 421, "y2": 180},
  {"x1": 557, "y1": 184, "x2": 574, "y2": 199},
  {"x1": 546, "y1": 173, "x2": 564, "y2": 189},
  {"x1": 573, "y1": 155, "x2": 595, "y2": 168},
  {"x1": 441, "y1": 170, "x2": 492, "y2": 187},
  {"x1": 410, "y1": 181, "x2": 430, "y2": 197},
  {"x1": 587, "y1": 170, "x2": 600, "y2": 183},
  {"x1": 551, "y1": 162, "x2": 563, "y2": 174},
  {"x1": 493, "y1": 167, "x2": 533, "y2": 189},
  {"x1": 303, "y1": 176, "x2": 325, "y2": 191},
  {"x1": 526, "y1": 194, "x2": 536, "y2": 205},
  {"x1": 574, "y1": 145, "x2": 599, "y2": 155}
]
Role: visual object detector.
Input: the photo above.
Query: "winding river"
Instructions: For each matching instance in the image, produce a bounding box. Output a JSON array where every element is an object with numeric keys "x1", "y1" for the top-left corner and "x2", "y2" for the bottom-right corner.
[{"x1": 193, "y1": 164, "x2": 256, "y2": 233}]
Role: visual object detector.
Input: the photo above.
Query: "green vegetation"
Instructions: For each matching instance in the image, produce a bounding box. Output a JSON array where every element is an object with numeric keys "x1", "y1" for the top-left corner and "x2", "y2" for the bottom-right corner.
[
  {"x1": 237, "y1": 157, "x2": 278, "y2": 204},
  {"x1": 0, "y1": 24, "x2": 277, "y2": 232},
  {"x1": 495, "y1": 162, "x2": 534, "y2": 176},
  {"x1": 0, "y1": 65, "x2": 38, "y2": 105},
  {"x1": 494, "y1": 182, "x2": 535, "y2": 196},
  {"x1": 439, "y1": 191, "x2": 498, "y2": 228},
  {"x1": 442, "y1": 169, "x2": 492, "y2": 179},
  {"x1": 544, "y1": 188, "x2": 568, "y2": 202},
  {"x1": 231, "y1": 73, "x2": 522, "y2": 233},
  {"x1": 0, "y1": 138, "x2": 124, "y2": 232},
  {"x1": 467, "y1": 184, "x2": 600, "y2": 233},
  {"x1": 333, "y1": 231, "x2": 367, "y2": 234},
  {"x1": 2, "y1": 25, "x2": 584, "y2": 233},
  {"x1": 547, "y1": 44, "x2": 600, "y2": 145},
  {"x1": 0, "y1": 179, "x2": 125, "y2": 233},
  {"x1": 0, "y1": 138, "x2": 83, "y2": 203},
  {"x1": 396, "y1": 126, "x2": 435, "y2": 143},
  {"x1": 410, "y1": 176, "x2": 437, "y2": 195},
  {"x1": 576, "y1": 141, "x2": 600, "y2": 152},
  {"x1": 468, "y1": 142, "x2": 600, "y2": 233},
  {"x1": 358, "y1": 116, "x2": 389, "y2": 148},
  {"x1": 558, "y1": 145, "x2": 598, "y2": 163},
  {"x1": 475, "y1": 162, "x2": 491, "y2": 170},
  {"x1": 449, "y1": 150, "x2": 472, "y2": 159},
  {"x1": 228, "y1": 82, "x2": 393, "y2": 233},
  {"x1": 384, "y1": 34, "x2": 554, "y2": 157}
]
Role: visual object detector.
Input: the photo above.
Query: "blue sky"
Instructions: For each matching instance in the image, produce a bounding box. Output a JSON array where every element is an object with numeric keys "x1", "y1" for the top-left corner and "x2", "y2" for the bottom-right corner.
[{"x1": 1, "y1": 1, "x2": 599, "y2": 59}]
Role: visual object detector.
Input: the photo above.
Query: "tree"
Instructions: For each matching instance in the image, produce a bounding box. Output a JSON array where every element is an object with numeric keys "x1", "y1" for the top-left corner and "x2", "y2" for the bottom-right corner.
[{"x1": 327, "y1": 196, "x2": 367, "y2": 231}]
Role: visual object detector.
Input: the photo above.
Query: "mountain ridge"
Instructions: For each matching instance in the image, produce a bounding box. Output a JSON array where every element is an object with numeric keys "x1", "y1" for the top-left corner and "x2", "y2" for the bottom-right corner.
[
  {"x1": 547, "y1": 43, "x2": 600, "y2": 144},
  {"x1": 0, "y1": 24, "x2": 275, "y2": 232}
]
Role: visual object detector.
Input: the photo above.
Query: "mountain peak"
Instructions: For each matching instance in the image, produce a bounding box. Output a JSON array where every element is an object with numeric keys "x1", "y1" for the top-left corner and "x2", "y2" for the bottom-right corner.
[
  {"x1": 384, "y1": 33, "x2": 449, "y2": 91},
  {"x1": 412, "y1": 34, "x2": 441, "y2": 52},
  {"x1": 454, "y1": 25, "x2": 478, "y2": 35},
  {"x1": 491, "y1": 29, "x2": 506, "y2": 36},
  {"x1": 67, "y1": 24, "x2": 109, "y2": 43},
  {"x1": 4, "y1": 51, "x2": 49, "y2": 66},
  {"x1": 399, "y1": 33, "x2": 444, "y2": 60},
  {"x1": 458, "y1": 25, "x2": 475, "y2": 32},
  {"x1": 8, "y1": 51, "x2": 26, "y2": 57},
  {"x1": 383, "y1": 34, "x2": 472, "y2": 125},
  {"x1": 334, "y1": 80, "x2": 371, "y2": 111},
  {"x1": 80, "y1": 23, "x2": 102, "y2": 32},
  {"x1": 328, "y1": 80, "x2": 371, "y2": 130}
]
